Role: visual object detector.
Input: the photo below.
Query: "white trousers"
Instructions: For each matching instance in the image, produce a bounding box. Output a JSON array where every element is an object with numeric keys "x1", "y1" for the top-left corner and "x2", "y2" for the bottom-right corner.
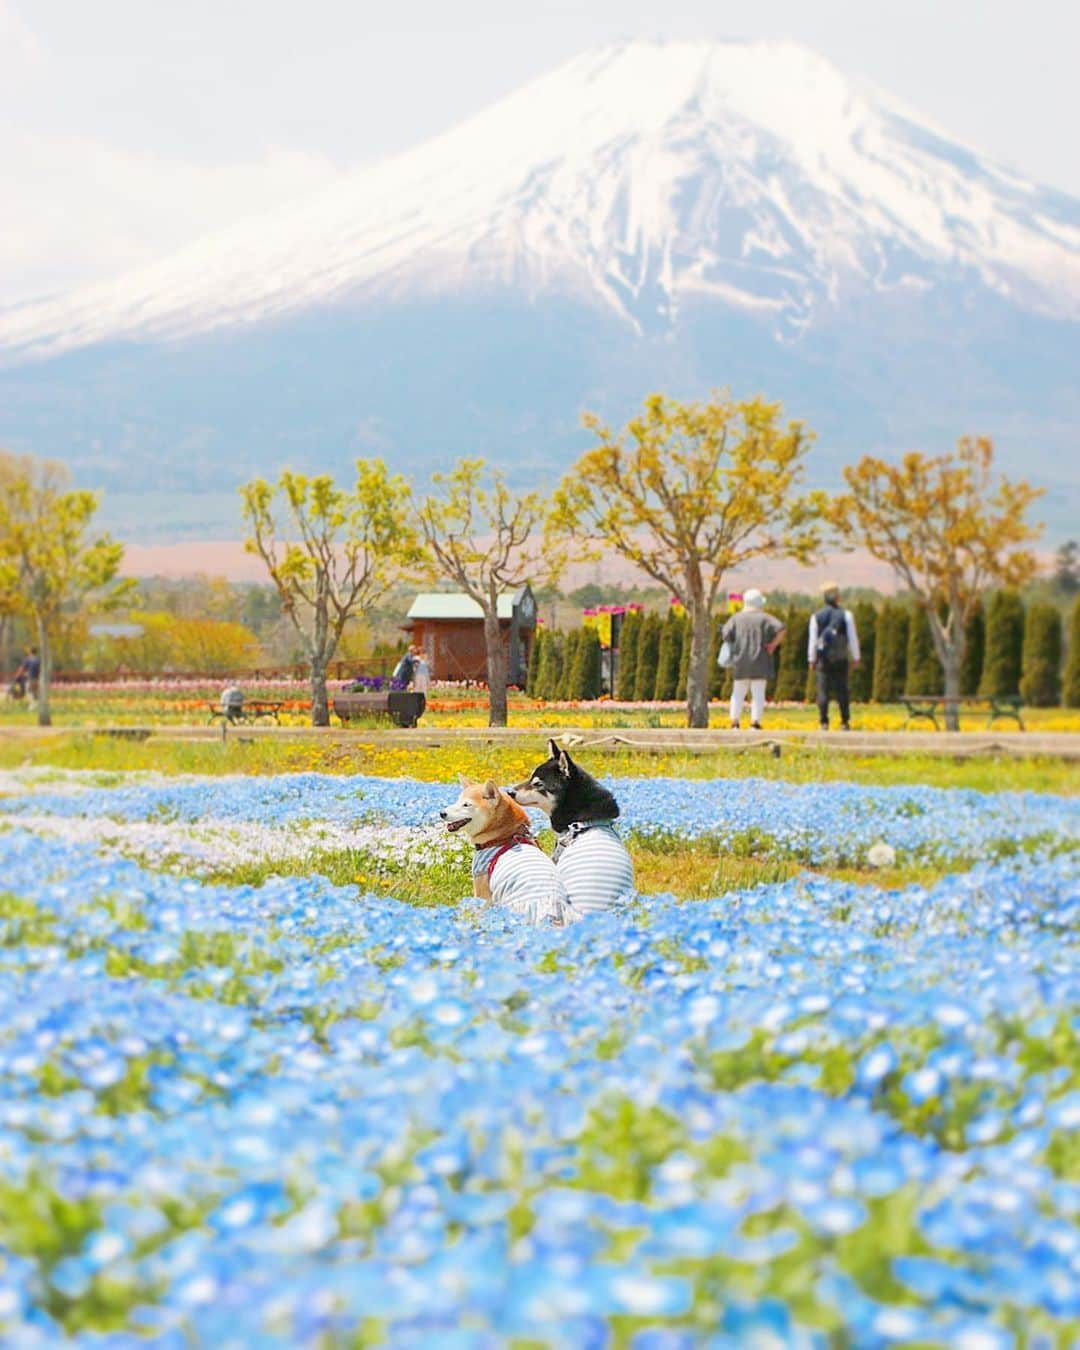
[{"x1": 730, "y1": 678, "x2": 766, "y2": 725}]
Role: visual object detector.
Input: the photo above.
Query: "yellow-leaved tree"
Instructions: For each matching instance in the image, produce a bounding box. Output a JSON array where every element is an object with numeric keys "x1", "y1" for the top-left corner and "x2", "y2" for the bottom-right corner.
[
  {"x1": 416, "y1": 459, "x2": 560, "y2": 727},
  {"x1": 0, "y1": 452, "x2": 127, "y2": 726},
  {"x1": 241, "y1": 460, "x2": 417, "y2": 725},
  {"x1": 829, "y1": 437, "x2": 1042, "y2": 730},
  {"x1": 551, "y1": 393, "x2": 819, "y2": 727}
]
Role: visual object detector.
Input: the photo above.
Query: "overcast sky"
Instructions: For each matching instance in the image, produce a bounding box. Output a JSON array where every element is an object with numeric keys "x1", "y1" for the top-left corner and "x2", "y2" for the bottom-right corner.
[{"x1": 3, "y1": 0, "x2": 1078, "y2": 306}]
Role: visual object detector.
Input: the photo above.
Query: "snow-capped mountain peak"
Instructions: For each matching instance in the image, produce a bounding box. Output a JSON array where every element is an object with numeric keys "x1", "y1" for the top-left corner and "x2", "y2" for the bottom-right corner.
[{"x1": 2, "y1": 38, "x2": 1079, "y2": 360}]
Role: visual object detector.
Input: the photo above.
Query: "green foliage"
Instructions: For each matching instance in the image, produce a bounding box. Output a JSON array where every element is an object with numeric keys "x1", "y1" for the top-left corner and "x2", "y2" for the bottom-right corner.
[
  {"x1": 90, "y1": 610, "x2": 261, "y2": 676},
  {"x1": 830, "y1": 437, "x2": 1042, "y2": 729},
  {"x1": 905, "y1": 605, "x2": 942, "y2": 695},
  {"x1": 569, "y1": 626, "x2": 603, "y2": 700},
  {"x1": 849, "y1": 601, "x2": 877, "y2": 702},
  {"x1": 558, "y1": 628, "x2": 583, "y2": 700},
  {"x1": 959, "y1": 597, "x2": 984, "y2": 696},
  {"x1": 1053, "y1": 539, "x2": 1079, "y2": 594},
  {"x1": 774, "y1": 607, "x2": 811, "y2": 701},
  {"x1": 0, "y1": 1171, "x2": 188, "y2": 1333},
  {"x1": 417, "y1": 458, "x2": 565, "y2": 726},
  {"x1": 534, "y1": 629, "x2": 563, "y2": 702},
  {"x1": 1065, "y1": 596, "x2": 1080, "y2": 708},
  {"x1": 1020, "y1": 602, "x2": 1063, "y2": 706},
  {"x1": 980, "y1": 590, "x2": 1026, "y2": 698},
  {"x1": 553, "y1": 391, "x2": 820, "y2": 726},
  {"x1": 872, "y1": 601, "x2": 909, "y2": 702},
  {"x1": 614, "y1": 610, "x2": 641, "y2": 701},
  {"x1": 570, "y1": 1096, "x2": 688, "y2": 1201},
  {"x1": 241, "y1": 459, "x2": 417, "y2": 725},
  {"x1": 0, "y1": 453, "x2": 127, "y2": 725},
  {"x1": 524, "y1": 628, "x2": 543, "y2": 696},
  {"x1": 633, "y1": 612, "x2": 662, "y2": 702},
  {"x1": 654, "y1": 609, "x2": 684, "y2": 700}
]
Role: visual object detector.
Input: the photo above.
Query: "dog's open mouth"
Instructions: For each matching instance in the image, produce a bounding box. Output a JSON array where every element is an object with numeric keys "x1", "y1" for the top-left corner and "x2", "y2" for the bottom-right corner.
[{"x1": 444, "y1": 818, "x2": 468, "y2": 833}]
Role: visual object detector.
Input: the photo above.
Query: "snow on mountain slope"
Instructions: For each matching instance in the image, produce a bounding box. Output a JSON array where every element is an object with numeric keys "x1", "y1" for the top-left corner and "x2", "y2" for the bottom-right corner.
[{"x1": 2, "y1": 39, "x2": 1079, "y2": 361}]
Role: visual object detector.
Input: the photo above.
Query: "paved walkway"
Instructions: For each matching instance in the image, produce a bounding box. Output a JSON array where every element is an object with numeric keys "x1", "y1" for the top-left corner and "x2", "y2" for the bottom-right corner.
[{"x1": 3, "y1": 724, "x2": 1078, "y2": 759}]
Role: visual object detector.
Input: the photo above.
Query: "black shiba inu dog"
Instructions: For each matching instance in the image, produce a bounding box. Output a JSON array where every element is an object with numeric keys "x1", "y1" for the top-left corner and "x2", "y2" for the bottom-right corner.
[{"x1": 509, "y1": 739, "x2": 620, "y2": 833}]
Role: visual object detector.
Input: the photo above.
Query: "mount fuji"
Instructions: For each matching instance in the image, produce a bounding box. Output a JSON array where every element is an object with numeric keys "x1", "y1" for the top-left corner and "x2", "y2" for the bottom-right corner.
[{"x1": 2, "y1": 40, "x2": 1078, "y2": 539}]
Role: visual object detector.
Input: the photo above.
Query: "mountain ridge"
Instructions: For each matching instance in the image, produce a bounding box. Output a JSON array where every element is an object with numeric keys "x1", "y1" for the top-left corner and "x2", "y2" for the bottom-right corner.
[
  {"x1": 0, "y1": 38, "x2": 1077, "y2": 541},
  {"x1": 2, "y1": 38, "x2": 1078, "y2": 358}
]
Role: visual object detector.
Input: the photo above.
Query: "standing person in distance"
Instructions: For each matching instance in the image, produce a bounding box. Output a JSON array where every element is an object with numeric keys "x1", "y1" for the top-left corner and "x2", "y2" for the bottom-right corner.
[
  {"x1": 808, "y1": 582, "x2": 861, "y2": 730},
  {"x1": 409, "y1": 643, "x2": 430, "y2": 695},
  {"x1": 391, "y1": 646, "x2": 417, "y2": 689},
  {"x1": 18, "y1": 647, "x2": 41, "y2": 710},
  {"x1": 721, "y1": 588, "x2": 785, "y2": 730}
]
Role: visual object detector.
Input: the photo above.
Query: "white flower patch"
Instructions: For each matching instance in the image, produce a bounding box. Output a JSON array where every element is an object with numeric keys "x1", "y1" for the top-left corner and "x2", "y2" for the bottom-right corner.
[
  {"x1": 6, "y1": 811, "x2": 465, "y2": 876},
  {"x1": 866, "y1": 841, "x2": 897, "y2": 868}
]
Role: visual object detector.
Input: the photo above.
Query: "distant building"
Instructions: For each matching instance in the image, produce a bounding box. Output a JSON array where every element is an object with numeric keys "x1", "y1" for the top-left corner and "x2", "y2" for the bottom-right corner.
[{"x1": 403, "y1": 585, "x2": 536, "y2": 684}]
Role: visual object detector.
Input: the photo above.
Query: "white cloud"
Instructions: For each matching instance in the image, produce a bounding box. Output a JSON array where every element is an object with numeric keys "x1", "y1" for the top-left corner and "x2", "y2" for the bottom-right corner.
[{"x1": 0, "y1": 130, "x2": 337, "y2": 306}]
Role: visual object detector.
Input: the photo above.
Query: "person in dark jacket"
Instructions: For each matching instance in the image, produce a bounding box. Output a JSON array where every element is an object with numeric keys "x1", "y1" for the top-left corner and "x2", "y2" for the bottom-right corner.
[
  {"x1": 14, "y1": 647, "x2": 40, "y2": 707},
  {"x1": 721, "y1": 588, "x2": 785, "y2": 729},
  {"x1": 808, "y1": 582, "x2": 861, "y2": 730}
]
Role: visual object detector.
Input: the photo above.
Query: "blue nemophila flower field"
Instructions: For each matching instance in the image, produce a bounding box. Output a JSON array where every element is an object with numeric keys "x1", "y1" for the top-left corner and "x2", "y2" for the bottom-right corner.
[
  {"x1": 2, "y1": 769, "x2": 1077, "y2": 870},
  {"x1": 0, "y1": 773, "x2": 1077, "y2": 1345}
]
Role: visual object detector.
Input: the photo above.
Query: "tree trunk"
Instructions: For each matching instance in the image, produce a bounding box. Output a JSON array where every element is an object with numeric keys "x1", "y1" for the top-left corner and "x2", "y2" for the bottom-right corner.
[
  {"x1": 484, "y1": 609, "x2": 508, "y2": 727},
  {"x1": 310, "y1": 658, "x2": 330, "y2": 727},
  {"x1": 308, "y1": 588, "x2": 332, "y2": 727},
  {"x1": 942, "y1": 645, "x2": 961, "y2": 732},
  {"x1": 930, "y1": 609, "x2": 964, "y2": 733},
  {"x1": 36, "y1": 617, "x2": 52, "y2": 728},
  {"x1": 685, "y1": 599, "x2": 713, "y2": 729}
]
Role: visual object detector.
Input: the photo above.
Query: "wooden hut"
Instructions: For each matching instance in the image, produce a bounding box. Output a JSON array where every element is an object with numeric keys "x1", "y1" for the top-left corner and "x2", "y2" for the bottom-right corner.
[{"x1": 403, "y1": 585, "x2": 536, "y2": 685}]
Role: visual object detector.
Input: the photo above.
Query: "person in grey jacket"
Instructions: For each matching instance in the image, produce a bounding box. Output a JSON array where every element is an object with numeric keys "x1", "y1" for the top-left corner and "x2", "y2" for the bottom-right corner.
[{"x1": 721, "y1": 589, "x2": 785, "y2": 729}]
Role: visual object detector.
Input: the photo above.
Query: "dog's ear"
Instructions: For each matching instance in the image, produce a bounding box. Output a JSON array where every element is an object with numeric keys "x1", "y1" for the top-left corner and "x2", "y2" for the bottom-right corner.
[
  {"x1": 457, "y1": 773, "x2": 474, "y2": 789},
  {"x1": 557, "y1": 749, "x2": 572, "y2": 777},
  {"x1": 547, "y1": 738, "x2": 561, "y2": 761},
  {"x1": 482, "y1": 779, "x2": 500, "y2": 802}
]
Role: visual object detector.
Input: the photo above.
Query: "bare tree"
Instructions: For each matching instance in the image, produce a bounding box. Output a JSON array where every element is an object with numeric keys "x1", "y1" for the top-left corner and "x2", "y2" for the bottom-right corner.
[{"x1": 416, "y1": 460, "x2": 558, "y2": 726}]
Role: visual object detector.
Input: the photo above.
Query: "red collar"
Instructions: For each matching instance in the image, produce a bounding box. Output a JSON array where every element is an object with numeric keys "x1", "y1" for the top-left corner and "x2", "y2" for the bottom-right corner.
[{"x1": 478, "y1": 829, "x2": 541, "y2": 879}]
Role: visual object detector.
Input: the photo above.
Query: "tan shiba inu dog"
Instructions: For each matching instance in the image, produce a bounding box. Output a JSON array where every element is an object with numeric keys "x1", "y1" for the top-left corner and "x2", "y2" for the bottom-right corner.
[{"x1": 440, "y1": 777, "x2": 573, "y2": 924}]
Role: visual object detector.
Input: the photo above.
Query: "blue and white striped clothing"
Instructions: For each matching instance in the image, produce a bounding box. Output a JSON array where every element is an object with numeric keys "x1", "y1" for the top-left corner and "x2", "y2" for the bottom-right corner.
[
  {"x1": 554, "y1": 822, "x2": 635, "y2": 916},
  {"x1": 472, "y1": 839, "x2": 570, "y2": 926}
]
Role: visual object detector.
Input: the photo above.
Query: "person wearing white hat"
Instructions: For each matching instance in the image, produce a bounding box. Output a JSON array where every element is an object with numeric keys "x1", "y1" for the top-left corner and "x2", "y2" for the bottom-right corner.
[{"x1": 720, "y1": 588, "x2": 786, "y2": 730}]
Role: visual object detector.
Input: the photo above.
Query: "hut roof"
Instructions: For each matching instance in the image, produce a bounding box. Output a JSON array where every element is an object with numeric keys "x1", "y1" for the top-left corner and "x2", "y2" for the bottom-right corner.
[{"x1": 405, "y1": 592, "x2": 517, "y2": 621}]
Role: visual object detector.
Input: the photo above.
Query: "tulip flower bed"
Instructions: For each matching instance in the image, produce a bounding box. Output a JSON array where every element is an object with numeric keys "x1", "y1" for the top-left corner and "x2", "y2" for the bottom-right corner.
[
  {"x1": 0, "y1": 772, "x2": 1078, "y2": 1344},
  {"x1": 6, "y1": 678, "x2": 1080, "y2": 733}
]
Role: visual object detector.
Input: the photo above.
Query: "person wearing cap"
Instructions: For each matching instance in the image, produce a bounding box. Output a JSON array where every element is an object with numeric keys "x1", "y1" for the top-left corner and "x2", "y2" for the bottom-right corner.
[
  {"x1": 808, "y1": 582, "x2": 861, "y2": 730},
  {"x1": 721, "y1": 588, "x2": 786, "y2": 730}
]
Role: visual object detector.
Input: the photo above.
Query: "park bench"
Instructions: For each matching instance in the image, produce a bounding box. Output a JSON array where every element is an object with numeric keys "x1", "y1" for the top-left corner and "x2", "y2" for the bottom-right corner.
[
  {"x1": 332, "y1": 690, "x2": 426, "y2": 728},
  {"x1": 900, "y1": 695, "x2": 1024, "y2": 731},
  {"x1": 206, "y1": 699, "x2": 285, "y2": 727}
]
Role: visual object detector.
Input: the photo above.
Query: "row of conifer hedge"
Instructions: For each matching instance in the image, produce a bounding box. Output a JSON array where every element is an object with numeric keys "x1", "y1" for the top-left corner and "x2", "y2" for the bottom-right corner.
[{"x1": 525, "y1": 593, "x2": 1080, "y2": 707}]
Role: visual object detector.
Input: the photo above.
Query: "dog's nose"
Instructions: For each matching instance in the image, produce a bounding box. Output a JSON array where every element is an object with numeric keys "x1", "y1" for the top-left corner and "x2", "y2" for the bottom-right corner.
[
  {"x1": 439, "y1": 809, "x2": 448, "y2": 820},
  {"x1": 506, "y1": 787, "x2": 517, "y2": 799}
]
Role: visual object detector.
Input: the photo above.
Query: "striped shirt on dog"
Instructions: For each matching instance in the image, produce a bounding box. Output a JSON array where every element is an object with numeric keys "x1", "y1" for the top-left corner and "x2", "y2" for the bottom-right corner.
[
  {"x1": 472, "y1": 839, "x2": 570, "y2": 926},
  {"x1": 554, "y1": 822, "x2": 635, "y2": 915}
]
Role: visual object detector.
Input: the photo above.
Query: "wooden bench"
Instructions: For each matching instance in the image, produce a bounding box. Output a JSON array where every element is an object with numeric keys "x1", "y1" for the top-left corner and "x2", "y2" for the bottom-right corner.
[
  {"x1": 333, "y1": 690, "x2": 426, "y2": 728},
  {"x1": 207, "y1": 699, "x2": 285, "y2": 726},
  {"x1": 900, "y1": 695, "x2": 1024, "y2": 731}
]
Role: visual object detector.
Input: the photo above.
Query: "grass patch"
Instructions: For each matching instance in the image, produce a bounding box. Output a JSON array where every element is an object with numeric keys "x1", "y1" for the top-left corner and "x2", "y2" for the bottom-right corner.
[
  {"x1": 1, "y1": 729, "x2": 1077, "y2": 794},
  {"x1": 205, "y1": 845, "x2": 473, "y2": 908}
]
